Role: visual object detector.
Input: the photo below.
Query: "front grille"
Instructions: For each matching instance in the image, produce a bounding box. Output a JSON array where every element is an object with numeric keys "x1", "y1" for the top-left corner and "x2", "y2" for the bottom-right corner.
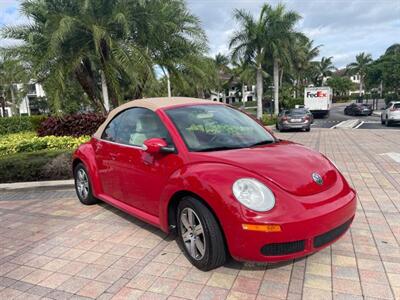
[
  {"x1": 313, "y1": 218, "x2": 353, "y2": 248},
  {"x1": 261, "y1": 240, "x2": 305, "y2": 256}
]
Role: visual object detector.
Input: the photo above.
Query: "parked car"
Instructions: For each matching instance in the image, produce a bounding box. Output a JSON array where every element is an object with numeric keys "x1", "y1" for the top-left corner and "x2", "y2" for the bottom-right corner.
[
  {"x1": 276, "y1": 108, "x2": 312, "y2": 132},
  {"x1": 73, "y1": 97, "x2": 357, "y2": 270},
  {"x1": 344, "y1": 103, "x2": 373, "y2": 116},
  {"x1": 381, "y1": 101, "x2": 400, "y2": 126}
]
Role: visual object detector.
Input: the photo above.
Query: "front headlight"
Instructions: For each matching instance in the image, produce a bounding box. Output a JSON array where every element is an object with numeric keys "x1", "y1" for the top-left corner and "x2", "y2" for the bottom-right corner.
[{"x1": 232, "y1": 178, "x2": 275, "y2": 212}]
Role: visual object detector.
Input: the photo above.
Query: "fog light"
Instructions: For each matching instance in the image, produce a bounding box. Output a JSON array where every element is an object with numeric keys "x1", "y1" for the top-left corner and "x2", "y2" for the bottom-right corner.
[{"x1": 242, "y1": 224, "x2": 281, "y2": 232}]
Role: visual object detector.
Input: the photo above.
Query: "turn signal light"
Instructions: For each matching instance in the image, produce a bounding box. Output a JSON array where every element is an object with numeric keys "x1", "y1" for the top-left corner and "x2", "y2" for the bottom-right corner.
[{"x1": 242, "y1": 224, "x2": 282, "y2": 232}]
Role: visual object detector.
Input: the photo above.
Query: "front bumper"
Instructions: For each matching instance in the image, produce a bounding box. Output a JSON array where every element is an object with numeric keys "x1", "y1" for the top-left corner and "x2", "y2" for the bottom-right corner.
[{"x1": 224, "y1": 188, "x2": 357, "y2": 262}]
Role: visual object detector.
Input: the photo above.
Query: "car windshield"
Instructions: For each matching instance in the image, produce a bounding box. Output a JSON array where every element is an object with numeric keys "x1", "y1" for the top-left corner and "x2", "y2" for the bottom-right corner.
[
  {"x1": 166, "y1": 105, "x2": 275, "y2": 152},
  {"x1": 288, "y1": 109, "x2": 307, "y2": 115}
]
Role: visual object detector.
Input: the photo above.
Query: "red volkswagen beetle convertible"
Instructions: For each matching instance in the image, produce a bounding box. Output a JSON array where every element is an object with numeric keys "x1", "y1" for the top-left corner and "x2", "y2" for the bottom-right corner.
[{"x1": 73, "y1": 97, "x2": 356, "y2": 270}]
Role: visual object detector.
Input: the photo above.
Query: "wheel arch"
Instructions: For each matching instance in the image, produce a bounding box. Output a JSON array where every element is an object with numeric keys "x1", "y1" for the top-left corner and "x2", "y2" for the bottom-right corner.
[
  {"x1": 166, "y1": 190, "x2": 229, "y2": 254},
  {"x1": 72, "y1": 144, "x2": 102, "y2": 197}
]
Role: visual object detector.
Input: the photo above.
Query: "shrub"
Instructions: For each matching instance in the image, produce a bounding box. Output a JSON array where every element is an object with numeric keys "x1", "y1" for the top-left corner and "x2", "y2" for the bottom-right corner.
[
  {"x1": 0, "y1": 132, "x2": 90, "y2": 156},
  {"x1": 0, "y1": 149, "x2": 73, "y2": 183},
  {"x1": 0, "y1": 115, "x2": 46, "y2": 135},
  {"x1": 385, "y1": 93, "x2": 399, "y2": 104},
  {"x1": 37, "y1": 113, "x2": 106, "y2": 137},
  {"x1": 261, "y1": 114, "x2": 277, "y2": 126}
]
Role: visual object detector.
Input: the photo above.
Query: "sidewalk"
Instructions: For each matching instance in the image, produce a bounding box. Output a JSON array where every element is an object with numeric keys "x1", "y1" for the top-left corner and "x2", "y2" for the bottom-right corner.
[{"x1": 0, "y1": 128, "x2": 399, "y2": 300}]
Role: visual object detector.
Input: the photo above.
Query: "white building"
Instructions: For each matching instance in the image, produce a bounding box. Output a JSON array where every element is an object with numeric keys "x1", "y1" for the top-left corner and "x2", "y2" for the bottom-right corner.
[
  {"x1": 348, "y1": 74, "x2": 364, "y2": 95},
  {"x1": 210, "y1": 84, "x2": 256, "y2": 104},
  {"x1": 18, "y1": 82, "x2": 46, "y2": 115},
  {"x1": 0, "y1": 82, "x2": 47, "y2": 117}
]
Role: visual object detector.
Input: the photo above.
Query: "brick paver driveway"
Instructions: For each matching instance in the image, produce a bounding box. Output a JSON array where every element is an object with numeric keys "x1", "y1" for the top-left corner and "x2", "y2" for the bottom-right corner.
[{"x1": 1, "y1": 128, "x2": 399, "y2": 300}]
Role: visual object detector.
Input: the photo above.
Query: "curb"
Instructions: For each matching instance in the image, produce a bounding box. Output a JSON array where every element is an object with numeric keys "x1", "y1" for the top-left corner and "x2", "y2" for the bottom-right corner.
[{"x1": 0, "y1": 179, "x2": 74, "y2": 192}]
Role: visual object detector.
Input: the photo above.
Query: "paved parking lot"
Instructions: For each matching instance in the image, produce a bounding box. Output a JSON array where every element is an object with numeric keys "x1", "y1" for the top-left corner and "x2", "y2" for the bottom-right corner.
[{"x1": 0, "y1": 128, "x2": 399, "y2": 300}]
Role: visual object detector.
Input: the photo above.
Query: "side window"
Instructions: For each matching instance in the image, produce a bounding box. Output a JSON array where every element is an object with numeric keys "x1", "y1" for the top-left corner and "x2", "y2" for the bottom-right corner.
[
  {"x1": 101, "y1": 113, "x2": 125, "y2": 142},
  {"x1": 102, "y1": 108, "x2": 173, "y2": 147}
]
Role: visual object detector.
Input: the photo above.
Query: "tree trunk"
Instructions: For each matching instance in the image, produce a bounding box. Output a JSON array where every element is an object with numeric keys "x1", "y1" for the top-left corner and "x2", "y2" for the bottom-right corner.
[
  {"x1": 100, "y1": 70, "x2": 110, "y2": 112},
  {"x1": 0, "y1": 95, "x2": 5, "y2": 117},
  {"x1": 74, "y1": 63, "x2": 105, "y2": 113},
  {"x1": 273, "y1": 60, "x2": 279, "y2": 115},
  {"x1": 256, "y1": 66, "x2": 263, "y2": 119},
  {"x1": 242, "y1": 84, "x2": 246, "y2": 102},
  {"x1": 167, "y1": 74, "x2": 172, "y2": 98},
  {"x1": 359, "y1": 77, "x2": 363, "y2": 98},
  {"x1": 10, "y1": 85, "x2": 17, "y2": 116}
]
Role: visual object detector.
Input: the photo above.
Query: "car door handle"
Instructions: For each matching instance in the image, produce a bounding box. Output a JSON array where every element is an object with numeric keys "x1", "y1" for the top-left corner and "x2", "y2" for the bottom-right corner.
[{"x1": 110, "y1": 153, "x2": 118, "y2": 160}]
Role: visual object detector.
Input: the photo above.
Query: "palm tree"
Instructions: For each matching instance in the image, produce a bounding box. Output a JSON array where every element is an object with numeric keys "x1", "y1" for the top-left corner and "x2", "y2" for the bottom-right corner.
[
  {"x1": 312, "y1": 56, "x2": 336, "y2": 86},
  {"x1": 231, "y1": 60, "x2": 257, "y2": 102},
  {"x1": 290, "y1": 38, "x2": 320, "y2": 97},
  {"x1": 213, "y1": 53, "x2": 231, "y2": 102},
  {"x1": 346, "y1": 52, "x2": 373, "y2": 97},
  {"x1": 3, "y1": 0, "x2": 207, "y2": 113},
  {"x1": 261, "y1": 4, "x2": 303, "y2": 115},
  {"x1": 138, "y1": 0, "x2": 207, "y2": 99},
  {"x1": 230, "y1": 9, "x2": 267, "y2": 119},
  {"x1": 230, "y1": 4, "x2": 302, "y2": 117}
]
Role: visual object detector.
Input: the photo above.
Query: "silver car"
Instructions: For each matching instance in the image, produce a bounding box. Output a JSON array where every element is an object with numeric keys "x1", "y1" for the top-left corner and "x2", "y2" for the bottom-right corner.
[
  {"x1": 276, "y1": 109, "x2": 311, "y2": 132},
  {"x1": 381, "y1": 101, "x2": 400, "y2": 126}
]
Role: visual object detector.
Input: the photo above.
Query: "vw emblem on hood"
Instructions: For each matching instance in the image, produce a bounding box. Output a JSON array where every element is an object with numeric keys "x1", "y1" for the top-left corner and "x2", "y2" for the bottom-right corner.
[{"x1": 312, "y1": 172, "x2": 323, "y2": 185}]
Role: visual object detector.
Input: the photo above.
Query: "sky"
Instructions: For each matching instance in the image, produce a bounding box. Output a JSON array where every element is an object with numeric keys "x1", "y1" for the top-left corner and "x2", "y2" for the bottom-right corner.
[{"x1": 1, "y1": 0, "x2": 399, "y2": 68}]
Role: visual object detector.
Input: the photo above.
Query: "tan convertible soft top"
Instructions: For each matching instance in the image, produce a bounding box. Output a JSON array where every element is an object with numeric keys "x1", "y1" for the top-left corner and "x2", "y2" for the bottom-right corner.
[{"x1": 93, "y1": 97, "x2": 218, "y2": 139}]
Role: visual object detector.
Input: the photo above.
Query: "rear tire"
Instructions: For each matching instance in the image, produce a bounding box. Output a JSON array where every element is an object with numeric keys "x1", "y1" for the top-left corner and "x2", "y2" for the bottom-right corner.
[
  {"x1": 74, "y1": 163, "x2": 99, "y2": 205},
  {"x1": 381, "y1": 116, "x2": 385, "y2": 125},
  {"x1": 305, "y1": 127, "x2": 311, "y2": 132},
  {"x1": 176, "y1": 196, "x2": 226, "y2": 271},
  {"x1": 385, "y1": 118, "x2": 391, "y2": 127}
]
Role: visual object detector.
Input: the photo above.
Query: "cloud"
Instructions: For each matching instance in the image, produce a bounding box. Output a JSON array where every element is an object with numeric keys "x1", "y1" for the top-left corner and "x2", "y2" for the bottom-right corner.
[
  {"x1": 1, "y1": 0, "x2": 399, "y2": 68},
  {"x1": 0, "y1": 0, "x2": 28, "y2": 48},
  {"x1": 188, "y1": 0, "x2": 400, "y2": 68}
]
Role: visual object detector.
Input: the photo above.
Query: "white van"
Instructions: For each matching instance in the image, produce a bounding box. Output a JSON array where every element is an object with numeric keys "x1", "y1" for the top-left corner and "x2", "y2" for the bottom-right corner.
[{"x1": 304, "y1": 87, "x2": 332, "y2": 117}]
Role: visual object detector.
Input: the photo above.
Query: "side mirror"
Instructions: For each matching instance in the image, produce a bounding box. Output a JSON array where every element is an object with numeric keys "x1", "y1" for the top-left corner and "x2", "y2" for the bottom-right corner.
[{"x1": 143, "y1": 138, "x2": 175, "y2": 154}]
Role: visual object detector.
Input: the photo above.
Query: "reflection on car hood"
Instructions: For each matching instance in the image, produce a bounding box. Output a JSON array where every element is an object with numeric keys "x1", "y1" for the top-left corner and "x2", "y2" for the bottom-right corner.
[{"x1": 193, "y1": 141, "x2": 338, "y2": 196}]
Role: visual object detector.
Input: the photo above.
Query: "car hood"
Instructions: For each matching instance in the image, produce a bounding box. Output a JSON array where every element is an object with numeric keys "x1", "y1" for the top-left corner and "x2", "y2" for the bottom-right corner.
[{"x1": 193, "y1": 141, "x2": 338, "y2": 196}]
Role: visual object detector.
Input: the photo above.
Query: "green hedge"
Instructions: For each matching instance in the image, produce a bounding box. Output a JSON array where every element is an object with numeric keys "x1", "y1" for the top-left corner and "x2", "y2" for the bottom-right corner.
[
  {"x1": 0, "y1": 115, "x2": 46, "y2": 135},
  {"x1": 0, "y1": 149, "x2": 73, "y2": 183},
  {"x1": 385, "y1": 94, "x2": 399, "y2": 104},
  {"x1": 0, "y1": 132, "x2": 90, "y2": 157},
  {"x1": 261, "y1": 114, "x2": 277, "y2": 126}
]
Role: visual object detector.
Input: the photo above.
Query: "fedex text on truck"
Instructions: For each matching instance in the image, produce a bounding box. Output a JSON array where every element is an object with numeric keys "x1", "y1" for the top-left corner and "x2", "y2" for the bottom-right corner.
[{"x1": 306, "y1": 90, "x2": 327, "y2": 98}]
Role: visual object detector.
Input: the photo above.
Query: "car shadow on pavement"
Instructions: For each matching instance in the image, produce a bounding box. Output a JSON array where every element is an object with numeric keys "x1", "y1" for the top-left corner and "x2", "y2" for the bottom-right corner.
[{"x1": 98, "y1": 200, "x2": 310, "y2": 270}]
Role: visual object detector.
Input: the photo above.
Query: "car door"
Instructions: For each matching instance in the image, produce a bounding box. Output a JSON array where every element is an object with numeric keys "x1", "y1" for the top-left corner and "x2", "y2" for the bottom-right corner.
[
  {"x1": 93, "y1": 112, "x2": 126, "y2": 200},
  {"x1": 111, "y1": 108, "x2": 183, "y2": 217}
]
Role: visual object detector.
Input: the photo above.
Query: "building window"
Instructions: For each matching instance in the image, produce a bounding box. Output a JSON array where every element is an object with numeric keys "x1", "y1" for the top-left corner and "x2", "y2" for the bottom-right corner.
[{"x1": 247, "y1": 96, "x2": 253, "y2": 102}]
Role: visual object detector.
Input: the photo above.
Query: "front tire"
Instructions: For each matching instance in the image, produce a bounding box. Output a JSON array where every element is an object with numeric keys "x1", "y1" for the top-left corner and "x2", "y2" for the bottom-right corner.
[
  {"x1": 176, "y1": 197, "x2": 226, "y2": 271},
  {"x1": 74, "y1": 163, "x2": 99, "y2": 205},
  {"x1": 385, "y1": 118, "x2": 391, "y2": 127}
]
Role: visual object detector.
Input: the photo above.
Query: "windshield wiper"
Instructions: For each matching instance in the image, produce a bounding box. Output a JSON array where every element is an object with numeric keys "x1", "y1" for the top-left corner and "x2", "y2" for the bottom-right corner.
[
  {"x1": 195, "y1": 146, "x2": 245, "y2": 152},
  {"x1": 247, "y1": 140, "x2": 275, "y2": 147}
]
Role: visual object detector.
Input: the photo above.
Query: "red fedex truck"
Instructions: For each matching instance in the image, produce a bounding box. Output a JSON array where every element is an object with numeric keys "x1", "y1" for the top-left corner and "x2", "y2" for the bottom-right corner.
[{"x1": 304, "y1": 87, "x2": 332, "y2": 117}]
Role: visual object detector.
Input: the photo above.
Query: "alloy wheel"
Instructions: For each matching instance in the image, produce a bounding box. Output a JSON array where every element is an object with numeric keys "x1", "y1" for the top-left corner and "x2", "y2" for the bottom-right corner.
[
  {"x1": 180, "y1": 208, "x2": 206, "y2": 260},
  {"x1": 76, "y1": 168, "x2": 89, "y2": 200}
]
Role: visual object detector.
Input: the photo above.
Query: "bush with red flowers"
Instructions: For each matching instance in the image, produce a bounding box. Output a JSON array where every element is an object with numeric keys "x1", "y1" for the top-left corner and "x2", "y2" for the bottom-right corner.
[{"x1": 37, "y1": 113, "x2": 106, "y2": 137}]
